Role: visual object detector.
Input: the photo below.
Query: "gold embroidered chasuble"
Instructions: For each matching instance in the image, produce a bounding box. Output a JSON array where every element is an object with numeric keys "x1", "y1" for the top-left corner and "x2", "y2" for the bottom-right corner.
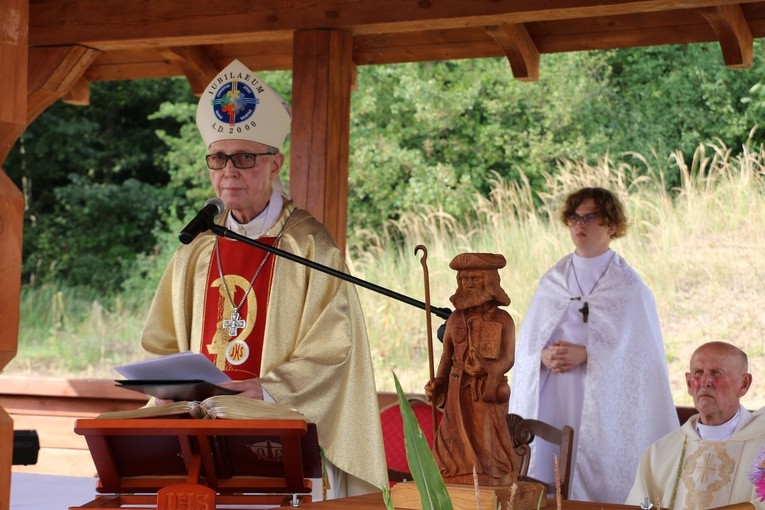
[
  {"x1": 140, "y1": 200, "x2": 388, "y2": 491},
  {"x1": 626, "y1": 407, "x2": 765, "y2": 509}
]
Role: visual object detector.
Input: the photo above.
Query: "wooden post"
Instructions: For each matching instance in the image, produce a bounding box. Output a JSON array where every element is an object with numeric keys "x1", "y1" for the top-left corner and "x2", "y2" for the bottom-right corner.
[
  {"x1": 0, "y1": 0, "x2": 28, "y2": 161},
  {"x1": 0, "y1": 168, "x2": 23, "y2": 370},
  {"x1": 0, "y1": 132, "x2": 25, "y2": 510},
  {"x1": 0, "y1": 0, "x2": 28, "y2": 507},
  {"x1": 290, "y1": 29, "x2": 354, "y2": 252}
]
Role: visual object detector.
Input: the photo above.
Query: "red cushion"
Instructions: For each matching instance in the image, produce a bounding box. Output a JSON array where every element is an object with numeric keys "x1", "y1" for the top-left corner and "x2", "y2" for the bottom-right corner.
[{"x1": 379, "y1": 401, "x2": 441, "y2": 474}]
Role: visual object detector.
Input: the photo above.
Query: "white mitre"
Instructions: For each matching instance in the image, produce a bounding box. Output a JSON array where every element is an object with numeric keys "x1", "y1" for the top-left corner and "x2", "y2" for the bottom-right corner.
[{"x1": 196, "y1": 59, "x2": 291, "y2": 149}]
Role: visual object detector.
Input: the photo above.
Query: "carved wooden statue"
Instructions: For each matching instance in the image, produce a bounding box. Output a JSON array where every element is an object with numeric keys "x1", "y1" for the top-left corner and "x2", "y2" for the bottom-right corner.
[{"x1": 425, "y1": 253, "x2": 518, "y2": 486}]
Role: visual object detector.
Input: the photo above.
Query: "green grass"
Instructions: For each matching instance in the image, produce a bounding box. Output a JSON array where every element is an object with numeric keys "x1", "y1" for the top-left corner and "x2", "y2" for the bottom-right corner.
[
  {"x1": 7, "y1": 141, "x2": 765, "y2": 409},
  {"x1": 12, "y1": 284, "x2": 146, "y2": 377}
]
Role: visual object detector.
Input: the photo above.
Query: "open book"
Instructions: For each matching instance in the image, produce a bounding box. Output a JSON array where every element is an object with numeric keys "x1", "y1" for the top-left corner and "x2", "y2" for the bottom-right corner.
[{"x1": 96, "y1": 395, "x2": 305, "y2": 421}]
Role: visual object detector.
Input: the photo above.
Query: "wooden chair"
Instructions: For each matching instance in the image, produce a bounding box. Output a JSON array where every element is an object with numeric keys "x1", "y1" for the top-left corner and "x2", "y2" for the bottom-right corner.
[
  {"x1": 379, "y1": 396, "x2": 442, "y2": 484},
  {"x1": 507, "y1": 413, "x2": 574, "y2": 499}
]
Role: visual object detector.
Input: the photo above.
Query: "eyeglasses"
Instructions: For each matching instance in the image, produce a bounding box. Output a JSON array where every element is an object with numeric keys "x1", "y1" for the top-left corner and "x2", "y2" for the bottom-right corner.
[
  {"x1": 205, "y1": 152, "x2": 275, "y2": 170},
  {"x1": 565, "y1": 212, "x2": 600, "y2": 226}
]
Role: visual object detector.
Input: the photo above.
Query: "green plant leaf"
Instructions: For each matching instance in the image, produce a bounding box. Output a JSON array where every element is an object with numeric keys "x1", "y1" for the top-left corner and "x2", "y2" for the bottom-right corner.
[
  {"x1": 392, "y1": 370, "x2": 453, "y2": 510},
  {"x1": 382, "y1": 484, "x2": 394, "y2": 510}
]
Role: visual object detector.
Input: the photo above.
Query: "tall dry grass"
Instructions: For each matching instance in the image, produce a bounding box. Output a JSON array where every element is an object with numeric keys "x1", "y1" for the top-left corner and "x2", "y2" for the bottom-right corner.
[
  {"x1": 354, "y1": 141, "x2": 765, "y2": 409},
  {"x1": 9, "y1": 285, "x2": 146, "y2": 376},
  {"x1": 6, "y1": 141, "x2": 765, "y2": 409}
]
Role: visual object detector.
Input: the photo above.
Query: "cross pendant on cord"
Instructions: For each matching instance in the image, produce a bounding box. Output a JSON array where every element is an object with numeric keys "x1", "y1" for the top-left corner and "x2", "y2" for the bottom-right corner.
[
  {"x1": 579, "y1": 301, "x2": 589, "y2": 323},
  {"x1": 223, "y1": 311, "x2": 246, "y2": 336}
]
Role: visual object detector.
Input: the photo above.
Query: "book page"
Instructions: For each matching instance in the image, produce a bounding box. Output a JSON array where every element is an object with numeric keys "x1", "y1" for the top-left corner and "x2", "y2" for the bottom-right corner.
[
  {"x1": 96, "y1": 396, "x2": 305, "y2": 421},
  {"x1": 96, "y1": 401, "x2": 199, "y2": 419},
  {"x1": 202, "y1": 395, "x2": 305, "y2": 420}
]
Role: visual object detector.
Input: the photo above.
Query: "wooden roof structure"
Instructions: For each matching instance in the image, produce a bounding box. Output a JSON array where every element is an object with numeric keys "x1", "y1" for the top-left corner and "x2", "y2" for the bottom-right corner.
[
  {"x1": 21, "y1": 0, "x2": 765, "y2": 83},
  {"x1": 1, "y1": 0, "x2": 764, "y2": 505}
]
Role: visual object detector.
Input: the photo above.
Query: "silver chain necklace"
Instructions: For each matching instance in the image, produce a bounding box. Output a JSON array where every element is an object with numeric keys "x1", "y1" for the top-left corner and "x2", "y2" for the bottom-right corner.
[
  {"x1": 570, "y1": 252, "x2": 615, "y2": 323},
  {"x1": 215, "y1": 211, "x2": 292, "y2": 336}
]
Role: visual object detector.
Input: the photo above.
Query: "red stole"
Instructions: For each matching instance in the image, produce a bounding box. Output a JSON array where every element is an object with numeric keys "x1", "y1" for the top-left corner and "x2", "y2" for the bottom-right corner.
[{"x1": 201, "y1": 236, "x2": 278, "y2": 380}]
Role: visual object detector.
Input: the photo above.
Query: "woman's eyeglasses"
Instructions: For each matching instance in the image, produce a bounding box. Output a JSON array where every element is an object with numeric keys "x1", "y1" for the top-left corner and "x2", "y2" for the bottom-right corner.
[{"x1": 565, "y1": 212, "x2": 600, "y2": 226}]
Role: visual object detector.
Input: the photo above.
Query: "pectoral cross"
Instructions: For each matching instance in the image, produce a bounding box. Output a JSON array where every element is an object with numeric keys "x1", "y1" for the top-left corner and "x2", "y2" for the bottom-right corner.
[
  {"x1": 571, "y1": 296, "x2": 589, "y2": 323},
  {"x1": 579, "y1": 301, "x2": 589, "y2": 323},
  {"x1": 223, "y1": 311, "x2": 246, "y2": 336}
]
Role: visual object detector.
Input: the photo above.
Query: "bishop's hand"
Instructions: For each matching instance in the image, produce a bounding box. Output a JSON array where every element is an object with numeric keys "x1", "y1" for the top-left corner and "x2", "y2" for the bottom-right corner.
[{"x1": 219, "y1": 378, "x2": 264, "y2": 400}]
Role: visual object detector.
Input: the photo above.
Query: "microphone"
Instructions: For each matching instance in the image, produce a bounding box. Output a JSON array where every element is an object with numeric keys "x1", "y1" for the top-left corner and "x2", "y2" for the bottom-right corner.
[{"x1": 178, "y1": 197, "x2": 224, "y2": 244}]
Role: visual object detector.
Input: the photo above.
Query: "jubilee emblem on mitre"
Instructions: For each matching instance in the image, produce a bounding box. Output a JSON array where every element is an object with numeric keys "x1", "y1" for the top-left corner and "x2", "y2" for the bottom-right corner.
[
  {"x1": 196, "y1": 59, "x2": 291, "y2": 149},
  {"x1": 212, "y1": 79, "x2": 260, "y2": 127}
]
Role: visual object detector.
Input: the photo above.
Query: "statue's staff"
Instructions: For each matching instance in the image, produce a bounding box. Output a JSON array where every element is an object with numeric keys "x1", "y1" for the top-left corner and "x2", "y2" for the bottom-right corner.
[{"x1": 414, "y1": 244, "x2": 438, "y2": 440}]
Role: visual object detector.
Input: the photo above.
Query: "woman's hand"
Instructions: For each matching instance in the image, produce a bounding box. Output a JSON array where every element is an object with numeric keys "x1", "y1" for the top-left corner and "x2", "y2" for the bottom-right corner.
[{"x1": 541, "y1": 341, "x2": 587, "y2": 373}]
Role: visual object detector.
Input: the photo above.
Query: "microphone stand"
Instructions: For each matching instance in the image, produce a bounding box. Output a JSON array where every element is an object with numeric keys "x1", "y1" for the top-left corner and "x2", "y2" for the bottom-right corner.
[{"x1": 208, "y1": 223, "x2": 452, "y2": 320}]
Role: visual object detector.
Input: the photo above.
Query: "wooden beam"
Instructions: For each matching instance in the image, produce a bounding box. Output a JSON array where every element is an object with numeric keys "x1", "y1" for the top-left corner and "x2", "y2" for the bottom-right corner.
[
  {"x1": 62, "y1": 77, "x2": 91, "y2": 105},
  {"x1": 27, "y1": 45, "x2": 101, "y2": 125},
  {"x1": 158, "y1": 46, "x2": 218, "y2": 96},
  {"x1": 29, "y1": 0, "x2": 762, "y2": 49},
  {"x1": 484, "y1": 24, "x2": 540, "y2": 81},
  {"x1": 700, "y1": 4, "x2": 753, "y2": 67},
  {"x1": 19, "y1": 1, "x2": 765, "y2": 83},
  {"x1": 75, "y1": 10, "x2": 753, "y2": 82},
  {"x1": 290, "y1": 29, "x2": 354, "y2": 250}
]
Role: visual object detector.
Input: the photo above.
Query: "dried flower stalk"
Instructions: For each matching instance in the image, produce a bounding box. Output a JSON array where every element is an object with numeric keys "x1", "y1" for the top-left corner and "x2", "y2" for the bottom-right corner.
[
  {"x1": 472, "y1": 464, "x2": 481, "y2": 510},
  {"x1": 554, "y1": 454, "x2": 562, "y2": 510}
]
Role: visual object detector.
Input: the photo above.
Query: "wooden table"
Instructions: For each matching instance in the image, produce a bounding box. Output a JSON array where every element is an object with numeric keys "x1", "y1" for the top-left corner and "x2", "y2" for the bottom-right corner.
[{"x1": 298, "y1": 493, "x2": 642, "y2": 509}]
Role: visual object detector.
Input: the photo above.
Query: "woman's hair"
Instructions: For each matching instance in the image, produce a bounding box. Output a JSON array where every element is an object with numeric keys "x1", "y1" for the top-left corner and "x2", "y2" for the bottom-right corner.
[{"x1": 559, "y1": 187, "x2": 628, "y2": 239}]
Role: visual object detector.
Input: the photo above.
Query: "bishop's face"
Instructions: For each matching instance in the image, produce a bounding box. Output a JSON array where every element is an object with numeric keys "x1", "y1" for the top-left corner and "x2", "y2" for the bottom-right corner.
[
  {"x1": 208, "y1": 139, "x2": 284, "y2": 224},
  {"x1": 568, "y1": 198, "x2": 615, "y2": 258}
]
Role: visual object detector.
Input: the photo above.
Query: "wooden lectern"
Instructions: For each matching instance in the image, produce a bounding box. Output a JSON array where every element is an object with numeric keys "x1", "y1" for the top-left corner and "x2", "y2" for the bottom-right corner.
[{"x1": 72, "y1": 418, "x2": 321, "y2": 509}]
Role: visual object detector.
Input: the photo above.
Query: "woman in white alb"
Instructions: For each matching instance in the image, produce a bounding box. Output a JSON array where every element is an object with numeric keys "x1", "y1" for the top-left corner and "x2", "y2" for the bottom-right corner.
[{"x1": 509, "y1": 187, "x2": 678, "y2": 504}]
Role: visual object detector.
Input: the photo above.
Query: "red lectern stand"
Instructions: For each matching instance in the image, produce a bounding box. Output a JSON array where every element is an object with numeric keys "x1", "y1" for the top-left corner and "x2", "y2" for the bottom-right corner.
[{"x1": 72, "y1": 418, "x2": 321, "y2": 509}]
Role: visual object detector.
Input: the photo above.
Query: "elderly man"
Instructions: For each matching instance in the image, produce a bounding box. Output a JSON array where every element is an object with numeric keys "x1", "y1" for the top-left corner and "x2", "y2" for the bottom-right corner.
[
  {"x1": 140, "y1": 59, "x2": 387, "y2": 499},
  {"x1": 626, "y1": 341, "x2": 765, "y2": 509}
]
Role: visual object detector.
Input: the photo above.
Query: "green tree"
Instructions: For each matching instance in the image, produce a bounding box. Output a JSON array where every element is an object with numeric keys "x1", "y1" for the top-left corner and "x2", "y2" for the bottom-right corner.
[
  {"x1": 25, "y1": 175, "x2": 172, "y2": 289},
  {"x1": 595, "y1": 43, "x2": 765, "y2": 182},
  {"x1": 6, "y1": 78, "x2": 195, "y2": 286},
  {"x1": 9, "y1": 46, "x2": 765, "y2": 290},
  {"x1": 347, "y1": 54, "x2": 617, "y2": 241}
]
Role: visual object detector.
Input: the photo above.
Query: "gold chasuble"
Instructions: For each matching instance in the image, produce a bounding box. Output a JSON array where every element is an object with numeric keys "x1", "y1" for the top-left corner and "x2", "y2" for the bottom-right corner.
[
  {"x1": 202, "y1": 237, "x2": 278, "y2": 379},
  {"x1": 141, "y1": 201, "x2": 388, "y2": 493}
]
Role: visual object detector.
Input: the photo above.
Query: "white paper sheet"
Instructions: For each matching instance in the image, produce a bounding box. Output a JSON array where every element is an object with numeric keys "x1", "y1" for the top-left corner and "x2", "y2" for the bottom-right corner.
[{"x1": 114, "y1": 351, "x2": 232, "y2": 384}]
